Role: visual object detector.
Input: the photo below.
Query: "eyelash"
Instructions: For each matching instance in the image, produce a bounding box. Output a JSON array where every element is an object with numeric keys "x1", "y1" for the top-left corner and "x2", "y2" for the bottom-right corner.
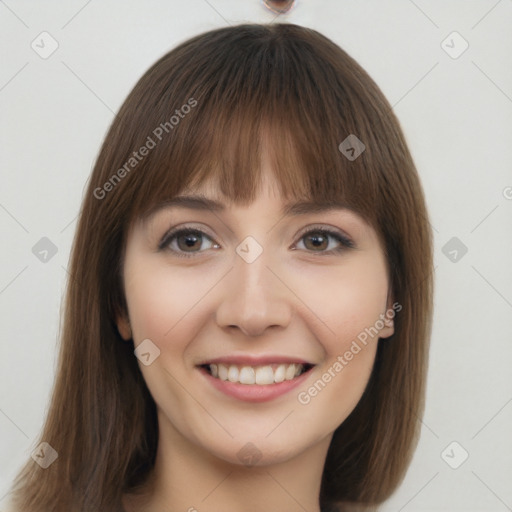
[{"x1": 159, "y1": 224, "x2": 355, "y2": 259}]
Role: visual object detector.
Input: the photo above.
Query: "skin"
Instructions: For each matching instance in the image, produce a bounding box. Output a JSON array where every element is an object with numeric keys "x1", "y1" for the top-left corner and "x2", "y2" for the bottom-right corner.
[{"x1": 118, "y1": 158, "x2": 394, "y2": 512}]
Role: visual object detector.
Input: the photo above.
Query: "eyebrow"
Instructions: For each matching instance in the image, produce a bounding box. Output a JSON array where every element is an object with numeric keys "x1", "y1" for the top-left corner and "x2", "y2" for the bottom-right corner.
[{"x1": 141, "y1": 194, "x2": 354, "y2": 222}]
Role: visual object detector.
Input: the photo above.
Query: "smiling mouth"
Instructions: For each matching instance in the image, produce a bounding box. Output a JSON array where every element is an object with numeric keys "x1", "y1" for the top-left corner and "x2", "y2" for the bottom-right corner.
[{"x1": 201, "y1": 363, "x2": 314, "y2": 385}]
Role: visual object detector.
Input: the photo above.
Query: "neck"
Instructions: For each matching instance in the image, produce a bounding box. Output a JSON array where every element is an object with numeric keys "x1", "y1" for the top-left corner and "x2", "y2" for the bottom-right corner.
[{"x1": 123, "y1": 410, "x2": 332, "y2": 512}]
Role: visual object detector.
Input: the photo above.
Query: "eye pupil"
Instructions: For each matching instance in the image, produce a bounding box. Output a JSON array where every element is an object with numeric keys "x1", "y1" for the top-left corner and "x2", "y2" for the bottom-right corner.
[
  {"x1": 178, "y1": 233, "x2": 201, "y2": 251},
  {"x1": 305, "y1": 233, "x2": 328, "y2": 250}
]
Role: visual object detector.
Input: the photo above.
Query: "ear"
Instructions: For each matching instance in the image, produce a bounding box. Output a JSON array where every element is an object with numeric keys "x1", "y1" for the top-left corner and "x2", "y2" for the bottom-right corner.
[
  {"x1": 116, "y1": 313, "x2": 132, "y2": 341},
  {"x1": 379, "y1": 294, "x2": 396, "y2": 340}
]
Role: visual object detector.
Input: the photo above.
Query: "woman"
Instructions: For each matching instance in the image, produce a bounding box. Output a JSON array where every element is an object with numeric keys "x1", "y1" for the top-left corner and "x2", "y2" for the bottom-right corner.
[{"x1": 7, "y1": 22, "x2": 433, "y2": 512}]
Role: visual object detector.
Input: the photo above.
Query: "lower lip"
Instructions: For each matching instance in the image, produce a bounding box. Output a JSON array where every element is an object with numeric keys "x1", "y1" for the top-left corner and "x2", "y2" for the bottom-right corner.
[{"x1": 198, "y1": 366, "x2": 313, "y2": 403}]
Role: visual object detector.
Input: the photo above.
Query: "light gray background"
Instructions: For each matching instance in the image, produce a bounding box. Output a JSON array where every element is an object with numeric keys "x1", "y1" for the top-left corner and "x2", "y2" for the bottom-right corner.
[{"x1": 1, "y1": 1, "x2": 511, "y2": 511}]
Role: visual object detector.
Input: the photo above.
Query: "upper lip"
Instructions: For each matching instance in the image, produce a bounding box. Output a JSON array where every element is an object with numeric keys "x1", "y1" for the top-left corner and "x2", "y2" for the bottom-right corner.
[{"x1": 197, "y1": 355, "x2": 314, "y2": 366}]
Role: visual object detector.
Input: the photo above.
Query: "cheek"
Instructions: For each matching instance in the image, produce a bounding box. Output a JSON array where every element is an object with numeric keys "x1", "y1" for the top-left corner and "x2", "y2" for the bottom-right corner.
[
  {"x1": 122, "y1": 250, "x2": 172, "y2": 340},
  {"x1": 290, "y1": 255, "x2": 388, "y2": 421},
  {"x1": 123, "y1": 259, "x2": 219, "y2": 352},
  {"x1": 123, "y1": 263, "x2": 209, "y2": 405},
  {"x1": 124, "y1": 270, "x2": 177, "y2": 342},
  {"x1": 290, "y1": 254, "x2": 389, "y2": 352}
]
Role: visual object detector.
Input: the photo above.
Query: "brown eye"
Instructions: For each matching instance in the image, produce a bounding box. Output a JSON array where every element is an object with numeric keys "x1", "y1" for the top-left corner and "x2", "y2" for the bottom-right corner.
[
  {"x1": 295, "y1": 228, "x2": 355, "y2": 255},
  {"x1": 159, "y1": 228, "x2": 219, "y2": 258},
  {"x1": 176, "y1": 231, "x2": 203, "y2": 252},
  {"x1": 303, "y1": 232, "x2": 329, "y2": 251}
]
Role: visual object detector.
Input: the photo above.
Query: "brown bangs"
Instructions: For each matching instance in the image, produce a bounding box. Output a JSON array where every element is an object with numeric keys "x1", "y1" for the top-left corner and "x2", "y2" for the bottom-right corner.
[{"x1": 96, "y1": 23, "x2": 402, "y2": 237}]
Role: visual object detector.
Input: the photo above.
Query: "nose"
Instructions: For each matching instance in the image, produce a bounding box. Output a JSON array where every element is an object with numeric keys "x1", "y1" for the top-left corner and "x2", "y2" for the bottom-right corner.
[{"x1": 215, "y1": 245, "x2": 292, "y2": 337}]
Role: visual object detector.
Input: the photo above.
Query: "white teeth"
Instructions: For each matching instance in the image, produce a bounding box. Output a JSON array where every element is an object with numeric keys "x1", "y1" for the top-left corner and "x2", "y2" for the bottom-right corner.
[
  {"x1": 217, "y1": 364, "x2": 228, "y2": 381},
  {"x1": 274, "y1": 364, "x2": 286, "y2": 383},
  {"x1": 255, "y1": 366, "x2": 275, "y2": 385},
  {"x1": 285, "y1": 364, "x2": 296, "y2": 380},
  {"x1": 239, "y1": 366, "x2": 256, "y2": 384},
  {"x1": 208, "y1": 362, "x2": 307, "y2": 385},
  {"x1": 227, "y1": 365, "x2": 239, "y2": 382}
]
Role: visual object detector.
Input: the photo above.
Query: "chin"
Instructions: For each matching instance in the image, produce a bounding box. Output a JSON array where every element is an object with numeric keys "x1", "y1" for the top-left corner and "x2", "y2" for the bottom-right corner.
[{"x1": 197, "y1": 428, "x2": 326, "y2": 470}]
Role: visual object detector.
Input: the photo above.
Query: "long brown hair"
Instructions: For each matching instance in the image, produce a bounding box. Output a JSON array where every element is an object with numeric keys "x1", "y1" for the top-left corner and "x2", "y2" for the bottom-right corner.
[{"x1": 7, "y1": 23, "x2": 433, "y2": 512}]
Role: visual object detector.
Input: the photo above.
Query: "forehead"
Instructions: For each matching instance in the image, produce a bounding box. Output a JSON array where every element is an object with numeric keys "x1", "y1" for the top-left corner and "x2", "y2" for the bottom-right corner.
[
  {"x1": 182, "y1": 159, "x2": 282, "y2": 198},
  {"x1": 136, "y1": 144, "x2": 378, "y2": 236},
  {"x1": 176, "y1": 164, "x2": 344, "y2": 210},
  {"x1": 141, "y1": 172, "x2": 359, "y2": 224}
]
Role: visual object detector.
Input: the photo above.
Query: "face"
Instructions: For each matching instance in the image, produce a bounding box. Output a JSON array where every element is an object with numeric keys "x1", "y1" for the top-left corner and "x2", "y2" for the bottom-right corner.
[{"x1": 117, "y1": 162, "x2": 395, "y2": 468}]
